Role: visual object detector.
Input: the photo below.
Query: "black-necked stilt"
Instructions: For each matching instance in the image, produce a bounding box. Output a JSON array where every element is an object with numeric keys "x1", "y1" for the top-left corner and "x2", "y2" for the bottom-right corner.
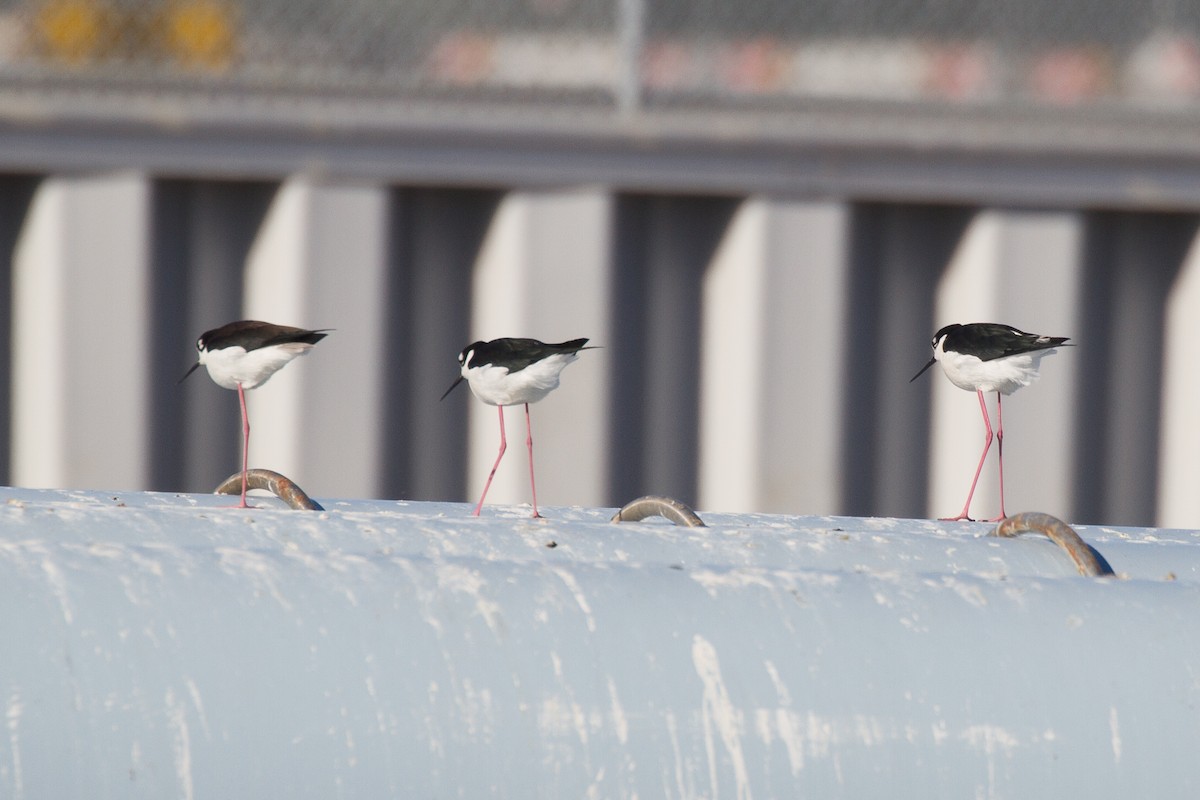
[
  {"x1": 180, "y1": 320, "x2": 329, "y2": 508},
  {"x1": 441, "y1": 337, "x2": 593, "y2": 518},
  {"x1": 911, "y1": 322, "x2": 1070, "y2": 522}
]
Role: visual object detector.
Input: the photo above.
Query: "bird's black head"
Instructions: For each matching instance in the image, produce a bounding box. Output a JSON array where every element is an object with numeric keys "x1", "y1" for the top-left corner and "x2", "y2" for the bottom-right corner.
[
  {"x1": 441, "y1": 342, "x2": 485, "y2": 401},
  {"x1": 910, "y1": 323, "x2": 961, "y2": 383},
  {"x1": 458, "y1": 342, "x2": 484, "y2": 368},
  {"x1": 930, "y1": 323, "x2": 961, "y2": 351}
]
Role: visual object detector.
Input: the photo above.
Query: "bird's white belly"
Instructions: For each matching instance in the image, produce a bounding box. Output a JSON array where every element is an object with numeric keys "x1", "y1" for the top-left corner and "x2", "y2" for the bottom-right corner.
[
  {"x1": 202, "y1": 344, "x2": 311, "y2": 390},
  {"x1": 465, "y1": 353, "x2": 577, "y2": 406},
  {"x1": 939, "y1": 349, "x2": 1055, "y2": 395}
]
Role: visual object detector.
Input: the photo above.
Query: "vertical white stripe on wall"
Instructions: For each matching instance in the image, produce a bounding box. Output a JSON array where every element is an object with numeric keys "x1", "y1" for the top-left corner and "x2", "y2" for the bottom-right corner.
[
  {"x1": 931, "y1": 210, "x2": 1082, "y2": 520},
  {"x1": 243, "y1": 179, "x2": 389, "y2": 499},
  {"x1": 243, "y1": 178, "x2": 309, "y2": 484},
  {"x1": 12, "y1": 173, "x2": 151, "y2": 489},
  {"x1": 1158, "y1": 229, "x2": 1200, "y2": 528},
  {"x1": 700, "y1": 198, "x2": 850, "y2": 515},
  {"x1": 468, "y1": 189, "x2": 613, "y2": 511}
]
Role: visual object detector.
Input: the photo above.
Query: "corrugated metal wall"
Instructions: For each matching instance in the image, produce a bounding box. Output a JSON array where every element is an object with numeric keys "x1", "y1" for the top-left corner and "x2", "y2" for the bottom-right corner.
[{"x1": 2, "y1": 0, "x2": 1200, "y2": 526}]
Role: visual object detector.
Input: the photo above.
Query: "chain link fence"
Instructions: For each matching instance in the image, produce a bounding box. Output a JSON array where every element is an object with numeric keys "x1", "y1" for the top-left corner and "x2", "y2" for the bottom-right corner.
[{"x1": 1, "y1": 0, "x2": 1199, "y2": 115}]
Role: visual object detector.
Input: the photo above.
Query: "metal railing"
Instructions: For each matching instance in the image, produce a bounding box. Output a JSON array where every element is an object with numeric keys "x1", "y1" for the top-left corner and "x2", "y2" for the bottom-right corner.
[{"x1": 7, "y1": 0, "x2": 1200, "y2": 114}]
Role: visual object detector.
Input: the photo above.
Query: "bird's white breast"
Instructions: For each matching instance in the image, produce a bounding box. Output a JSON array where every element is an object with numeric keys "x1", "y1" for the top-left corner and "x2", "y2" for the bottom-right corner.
[
  {"x1": 200, "y1": 342, "x2": 315, "y2": 390},
  {"x1": 463, "y1": 352, "x2": 579, "y2": 406},
  {"x1": 936, "y1": 341, "x2": 1057, "y2": 395}
]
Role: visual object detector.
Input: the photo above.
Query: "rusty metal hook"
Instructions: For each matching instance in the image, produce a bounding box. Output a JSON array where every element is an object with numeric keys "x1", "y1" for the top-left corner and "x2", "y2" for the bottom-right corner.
[
  {"x1": 990, "y1": 512, "x2": 1114, "y2": 577},
  {"x1": 610, "y1": 496, "x2": 706, "y2": 527},
  {"x1": 214, "y1": 469, "x2": 324, "y2": 511}
]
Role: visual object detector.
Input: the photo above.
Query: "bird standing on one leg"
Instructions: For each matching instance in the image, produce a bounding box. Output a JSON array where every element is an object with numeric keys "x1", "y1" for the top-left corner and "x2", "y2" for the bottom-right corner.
[
  {"x1": 441, "y1": 337, "x2": 593, "y2": 518},
  {"x1": 180, "y1": 320, "x2": 329, "y2": 508},
  {"x1": 911, "y1": 322, "x2": 1070, "y2": 522}
]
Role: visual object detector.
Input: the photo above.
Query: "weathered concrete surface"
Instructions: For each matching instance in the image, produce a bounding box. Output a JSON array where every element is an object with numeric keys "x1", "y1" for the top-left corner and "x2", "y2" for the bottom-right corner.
[{"x1": 0, "y1": 487, "x2": 1196, "y2": 798}]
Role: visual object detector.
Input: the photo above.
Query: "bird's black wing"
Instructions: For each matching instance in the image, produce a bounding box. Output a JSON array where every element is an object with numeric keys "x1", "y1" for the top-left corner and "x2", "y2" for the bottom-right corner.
[
  {"x1": 200, "y1": 320, "x2": 329, "y2": 351},
  {"x1": 947, "y1": 323, "x2": 1070, "y2": 362},
  {"x1": 260, "y1": 327, "x2": 331, "y2": 349},
  {"x1": 473, "y1": 338, "x2": 591, "y2": 373}
]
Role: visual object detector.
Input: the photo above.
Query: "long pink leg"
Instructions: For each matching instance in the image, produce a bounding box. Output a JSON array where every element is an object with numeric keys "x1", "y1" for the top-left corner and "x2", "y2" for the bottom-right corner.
[
  {"x1": 474, "y1": 406, "x2": 507, "y2": 516},
  {"x1": 989, "y1": 392, "x2": 1007, "y2": 522},
  {"x1": 942, "y1": 389, "x2": 993, "y2": 522},
  {"x1": 525, "y1": 403, "x2": 542, "y2": 519},
  {"x1": 237, "y1": 382, "x2": 251, "y2": 509}
]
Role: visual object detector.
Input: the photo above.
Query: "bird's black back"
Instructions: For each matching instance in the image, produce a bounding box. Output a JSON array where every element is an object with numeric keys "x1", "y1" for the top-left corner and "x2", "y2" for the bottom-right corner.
[
  {"x1": 937, "y1": 323, "x2": 1070, "y2": 362},
  {"x1": 200, "y1": 320, "x2": 330, "y2": 352},
  {"x1": 462, "y1": 338, "x2": 591, "y2": 373}
]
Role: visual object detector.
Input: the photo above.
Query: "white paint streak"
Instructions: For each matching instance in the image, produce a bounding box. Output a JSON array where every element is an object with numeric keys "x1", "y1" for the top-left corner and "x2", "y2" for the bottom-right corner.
[
  {"x1": 165, "y1": 688, "x2": 194, "y2": 800},
  {"x1": 960, "y1": 723, "x2": 1019, "y2": 753},
  {"x1": 454, "y1": 678, "x2": 496, "y2": 740},
  {"x1": 691, "y1": 569, "x2": 777, "y2": 597},
  {"x1": 6, "y1": 691, "x2": 23, "y2": 799},
  {"x1": 215, "y1": 548, "x2": 292, "y2": 611},
  {"x1": 776, "y1": 711, "x2": 806, "y2": 776},
  {"x1": 537, "y1": 696, "x2": 569, "y2": 733},
  {"x1": 435, "y1": 563, "x2": 502, "y2": 636},
  {"x1": 692, "y1": 635, "x2": 752, "y2": 800},
  {"x1": 763, "y1": 661, "x2": 791, "y2": 706},
  {"x1": 961, "y1": 723, "x2": 1018, "y2": 798},
  {"x1": 536, "y1": 696, "x2": 595, "y2": 746},
  {"x1": 344, "y1": 718, "x2": 358, "y2": 767},
  {"x1": 130, "y1": 741, "x2": 143, "y2": 781},
  {"x1": 572, "y1": 699, "x2": 590, "y2": 746},
  {"x1": 938, "y1": 576, "x2": 988, "y2": 608},
  {"x1": 664, "y1": 711, "x2": 689, "y2": 800},
  {"x1": 754, "y1": 709, "x2": 773, "y2": 745},
  {"x1": 853, "y1": 714, "x2": 886, "y2": 746},
  {"x1": 1109, "y1": 706, "x2": 1122, "y2": 763},
  {"x1": 184, "y1": 678, "x2": 211, "y2": 740},
  {"x1": 551, "y1": 567, "x2": 597, "y2": 633},
  {"x1": 693, "y1": 568, "x2": 844, "y2": 600},
  {"x1": 40, "y1": 557, "x2": 73, "y2": 624},
  {"x1": 803, "y1": 711, "x2": 835, "y2": 761},
  {"x1": 584, "y1": 767, "x2": 607, "y2": 799},
  {"x1": 85, "y1": 542, "x2": 165, "y2": 580},
  {"x1": 763, "y1": 661, "x2": 805, "y2": 775},
  {"x1": 607, "y1": 678, "x2": 629, "y2": 745}
]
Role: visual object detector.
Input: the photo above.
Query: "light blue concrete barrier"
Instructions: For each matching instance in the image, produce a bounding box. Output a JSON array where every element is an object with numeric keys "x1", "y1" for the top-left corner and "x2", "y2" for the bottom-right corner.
[{"x1": 0, "y1": 488, "x2": 1196, "y2": 798}]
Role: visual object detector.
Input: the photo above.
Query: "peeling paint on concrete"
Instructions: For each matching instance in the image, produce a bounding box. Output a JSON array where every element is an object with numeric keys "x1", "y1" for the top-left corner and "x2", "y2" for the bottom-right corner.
[{"x1": 0, "y1": 489, "x2": 1196, "y2": 798}]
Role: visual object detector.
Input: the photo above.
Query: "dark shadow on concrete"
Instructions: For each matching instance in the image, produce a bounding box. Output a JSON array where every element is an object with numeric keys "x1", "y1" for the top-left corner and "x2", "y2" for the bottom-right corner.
[
  {"x1": 0, "y1": 176, "x2": 41, "y2": 485},
  {"x1": 1072, "y1": 211, "x2": 1198, "y2": 526},
  {"x1": 841, "y1": 203, "x2": 976, "y2": 518},
  {"x1": 381, "y1": 187, "x2": 503, "y2": 502},
  {"x1": 607, "y1": 194, "x2": 739, "y2": 508},
  {"x1": 148, "y1": 180, "x2": 278, "y2": 492}
]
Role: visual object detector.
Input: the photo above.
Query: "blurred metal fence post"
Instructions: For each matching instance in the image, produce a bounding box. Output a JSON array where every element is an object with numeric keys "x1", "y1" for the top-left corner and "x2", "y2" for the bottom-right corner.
[{"x1": 616, "y1": 0, "x2": 645, "y2": 114}]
